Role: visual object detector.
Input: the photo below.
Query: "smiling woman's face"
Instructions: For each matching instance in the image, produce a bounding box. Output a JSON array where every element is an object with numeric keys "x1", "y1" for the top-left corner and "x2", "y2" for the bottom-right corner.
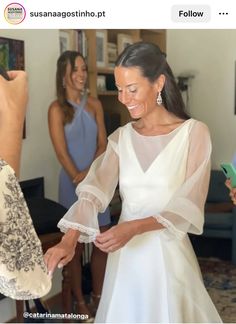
[
  {"x1": 64, "y1": 56, "x2": 87, "y2": 93},
  {"x1": 114, "y1": 66, "x2": 161, "y2": 119}
]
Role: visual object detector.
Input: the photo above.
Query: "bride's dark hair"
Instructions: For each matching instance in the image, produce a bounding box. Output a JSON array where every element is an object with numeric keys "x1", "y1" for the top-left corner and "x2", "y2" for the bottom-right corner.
[{"x1": 116, "y1": 42, "x2": 190, "y2": 120}]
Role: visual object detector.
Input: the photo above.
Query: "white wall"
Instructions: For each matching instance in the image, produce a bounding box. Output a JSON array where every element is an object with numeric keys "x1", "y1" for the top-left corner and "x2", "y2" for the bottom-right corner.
[
  {"x1": 0, "y1": 29, "x2": 62, "y2": 322},
  {"x1": 167, "y1": 29, "x2": 236, "y2": 169},
  {"x1": 0, "y1": 29, "x2": 61, "y2": 200}
]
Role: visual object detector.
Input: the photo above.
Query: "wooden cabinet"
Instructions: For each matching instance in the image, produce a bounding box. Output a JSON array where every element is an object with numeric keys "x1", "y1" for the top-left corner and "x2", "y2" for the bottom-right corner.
[{"x1": 81, "y1": 29, "x2": 166, "y2": 132}]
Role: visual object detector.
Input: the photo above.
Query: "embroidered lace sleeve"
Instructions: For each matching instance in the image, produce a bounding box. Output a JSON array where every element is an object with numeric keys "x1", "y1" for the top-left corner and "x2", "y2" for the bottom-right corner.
[
  {"x1": 153, "y1": 121, "x2": 212, "y2": 239},
  {"x1": 58, "y1": 130, "x2": 120, "y2": 243}
]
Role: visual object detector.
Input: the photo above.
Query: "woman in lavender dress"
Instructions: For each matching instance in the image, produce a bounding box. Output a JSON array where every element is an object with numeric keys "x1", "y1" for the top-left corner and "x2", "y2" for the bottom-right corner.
[{"x1": 48, "y1": 51, "x2": 110, "y2": 319}]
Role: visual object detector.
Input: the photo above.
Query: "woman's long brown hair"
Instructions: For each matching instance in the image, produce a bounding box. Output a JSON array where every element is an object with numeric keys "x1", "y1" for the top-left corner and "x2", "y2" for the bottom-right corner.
[{"x1": 56, "y1": 50, "x2": 87, "y2": 124}]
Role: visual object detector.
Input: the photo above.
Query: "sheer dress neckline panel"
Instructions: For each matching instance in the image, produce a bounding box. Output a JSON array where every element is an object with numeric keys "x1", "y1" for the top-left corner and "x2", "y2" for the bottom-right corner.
[
  {"x1": 130, "y1": 118, "x2": 192, "y2": 138},
  {"x1": 129, "y1": 119, "x2": 194, "y2": 172}
]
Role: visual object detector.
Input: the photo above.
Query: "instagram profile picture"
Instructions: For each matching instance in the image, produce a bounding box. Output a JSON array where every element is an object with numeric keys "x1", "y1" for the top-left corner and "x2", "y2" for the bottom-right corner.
[{"x1": 4, "y1": 2, "x2": 26, "y2": 24}]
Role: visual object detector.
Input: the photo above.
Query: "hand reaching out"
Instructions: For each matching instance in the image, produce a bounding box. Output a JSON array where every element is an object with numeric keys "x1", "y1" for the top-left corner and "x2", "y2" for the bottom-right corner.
[
  {"x1": 225, "y1": 179, "x2": 236, "y2": 205},
  {"x1": 0, "y1": 70, "x2": 28, "y2": 175},
  {"x1": 44, "y1": 229, "x2": 79, "y2": 275},
  {"x1": 0, "y1": 70, "x2": 28, "y2": 120}
]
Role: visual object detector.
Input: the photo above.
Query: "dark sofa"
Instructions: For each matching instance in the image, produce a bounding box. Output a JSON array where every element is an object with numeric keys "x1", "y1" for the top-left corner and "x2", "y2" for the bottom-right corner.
[{"x1": 203, "y1": 170, "x2": 236, "y2": 264}]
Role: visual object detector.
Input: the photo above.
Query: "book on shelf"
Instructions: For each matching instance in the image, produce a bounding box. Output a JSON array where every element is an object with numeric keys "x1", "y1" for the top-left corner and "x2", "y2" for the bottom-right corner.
[
  {"x1": 77, "y1": 30, "x2": 87, "y2": 58},
  {"x1": 107, "y1": 42, "x2": 118, "y2": 64}
]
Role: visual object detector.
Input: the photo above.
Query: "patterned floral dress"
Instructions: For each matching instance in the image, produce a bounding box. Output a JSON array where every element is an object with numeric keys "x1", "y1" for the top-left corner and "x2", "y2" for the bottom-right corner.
[{"x1": 0, "y1": 159, "x2": 51, "y2": 299}]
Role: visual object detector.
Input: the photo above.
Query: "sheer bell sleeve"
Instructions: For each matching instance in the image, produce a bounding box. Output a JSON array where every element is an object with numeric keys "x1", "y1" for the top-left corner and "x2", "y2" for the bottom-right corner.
[
  {"x1": 58, "y1": 129, "x2": 120, "y2": 243},
  {"x1": 153, "y1": 121, "x2": 211, "y2": 239}
]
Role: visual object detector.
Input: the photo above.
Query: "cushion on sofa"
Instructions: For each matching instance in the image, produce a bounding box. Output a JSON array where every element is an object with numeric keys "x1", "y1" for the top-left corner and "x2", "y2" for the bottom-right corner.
[{"x1": 205, "y1": 202, "x2": 233, "y2": 213}]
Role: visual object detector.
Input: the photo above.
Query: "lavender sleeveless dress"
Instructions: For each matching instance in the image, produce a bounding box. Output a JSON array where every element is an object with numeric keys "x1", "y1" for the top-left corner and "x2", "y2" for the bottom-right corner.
[{"x1": 59, "y1": 95, "x2": 111, "y2": 226}]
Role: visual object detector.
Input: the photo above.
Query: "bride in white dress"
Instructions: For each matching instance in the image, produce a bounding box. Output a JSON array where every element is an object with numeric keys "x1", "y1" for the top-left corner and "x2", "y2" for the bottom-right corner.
[{"x1": 45, "y1": 42, "x2": 222, "y2": 323}]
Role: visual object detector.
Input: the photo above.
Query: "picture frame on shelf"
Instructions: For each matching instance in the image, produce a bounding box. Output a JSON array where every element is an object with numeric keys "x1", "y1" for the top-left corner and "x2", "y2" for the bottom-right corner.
[
  {"x1": 59, "y1": 29, "x2": 77, "y2": 53},
  {"x1": 0, "y1": 36, "x2": 24, "y2": 70},
  {"x1": 96, "y1": 30, "x2": 108, "y2": 68},
  {"x1": 117, "y1": 33, "x2": 134, "y2": 55},
  {"x1": 97, "y1": 75, "x2": 106, "y2": 92}
]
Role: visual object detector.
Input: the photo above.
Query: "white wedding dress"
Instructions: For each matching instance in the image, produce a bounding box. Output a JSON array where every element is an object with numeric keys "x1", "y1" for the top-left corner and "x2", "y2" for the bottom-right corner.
[{"x1": 58, "y1": 118, "x2": 222, "y2": 323}]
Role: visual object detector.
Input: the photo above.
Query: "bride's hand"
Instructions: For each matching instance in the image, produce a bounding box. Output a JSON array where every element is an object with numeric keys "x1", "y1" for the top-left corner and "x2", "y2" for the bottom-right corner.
[{"x1": 94, "y1": 221, "x2": 136, "y2": 253}]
